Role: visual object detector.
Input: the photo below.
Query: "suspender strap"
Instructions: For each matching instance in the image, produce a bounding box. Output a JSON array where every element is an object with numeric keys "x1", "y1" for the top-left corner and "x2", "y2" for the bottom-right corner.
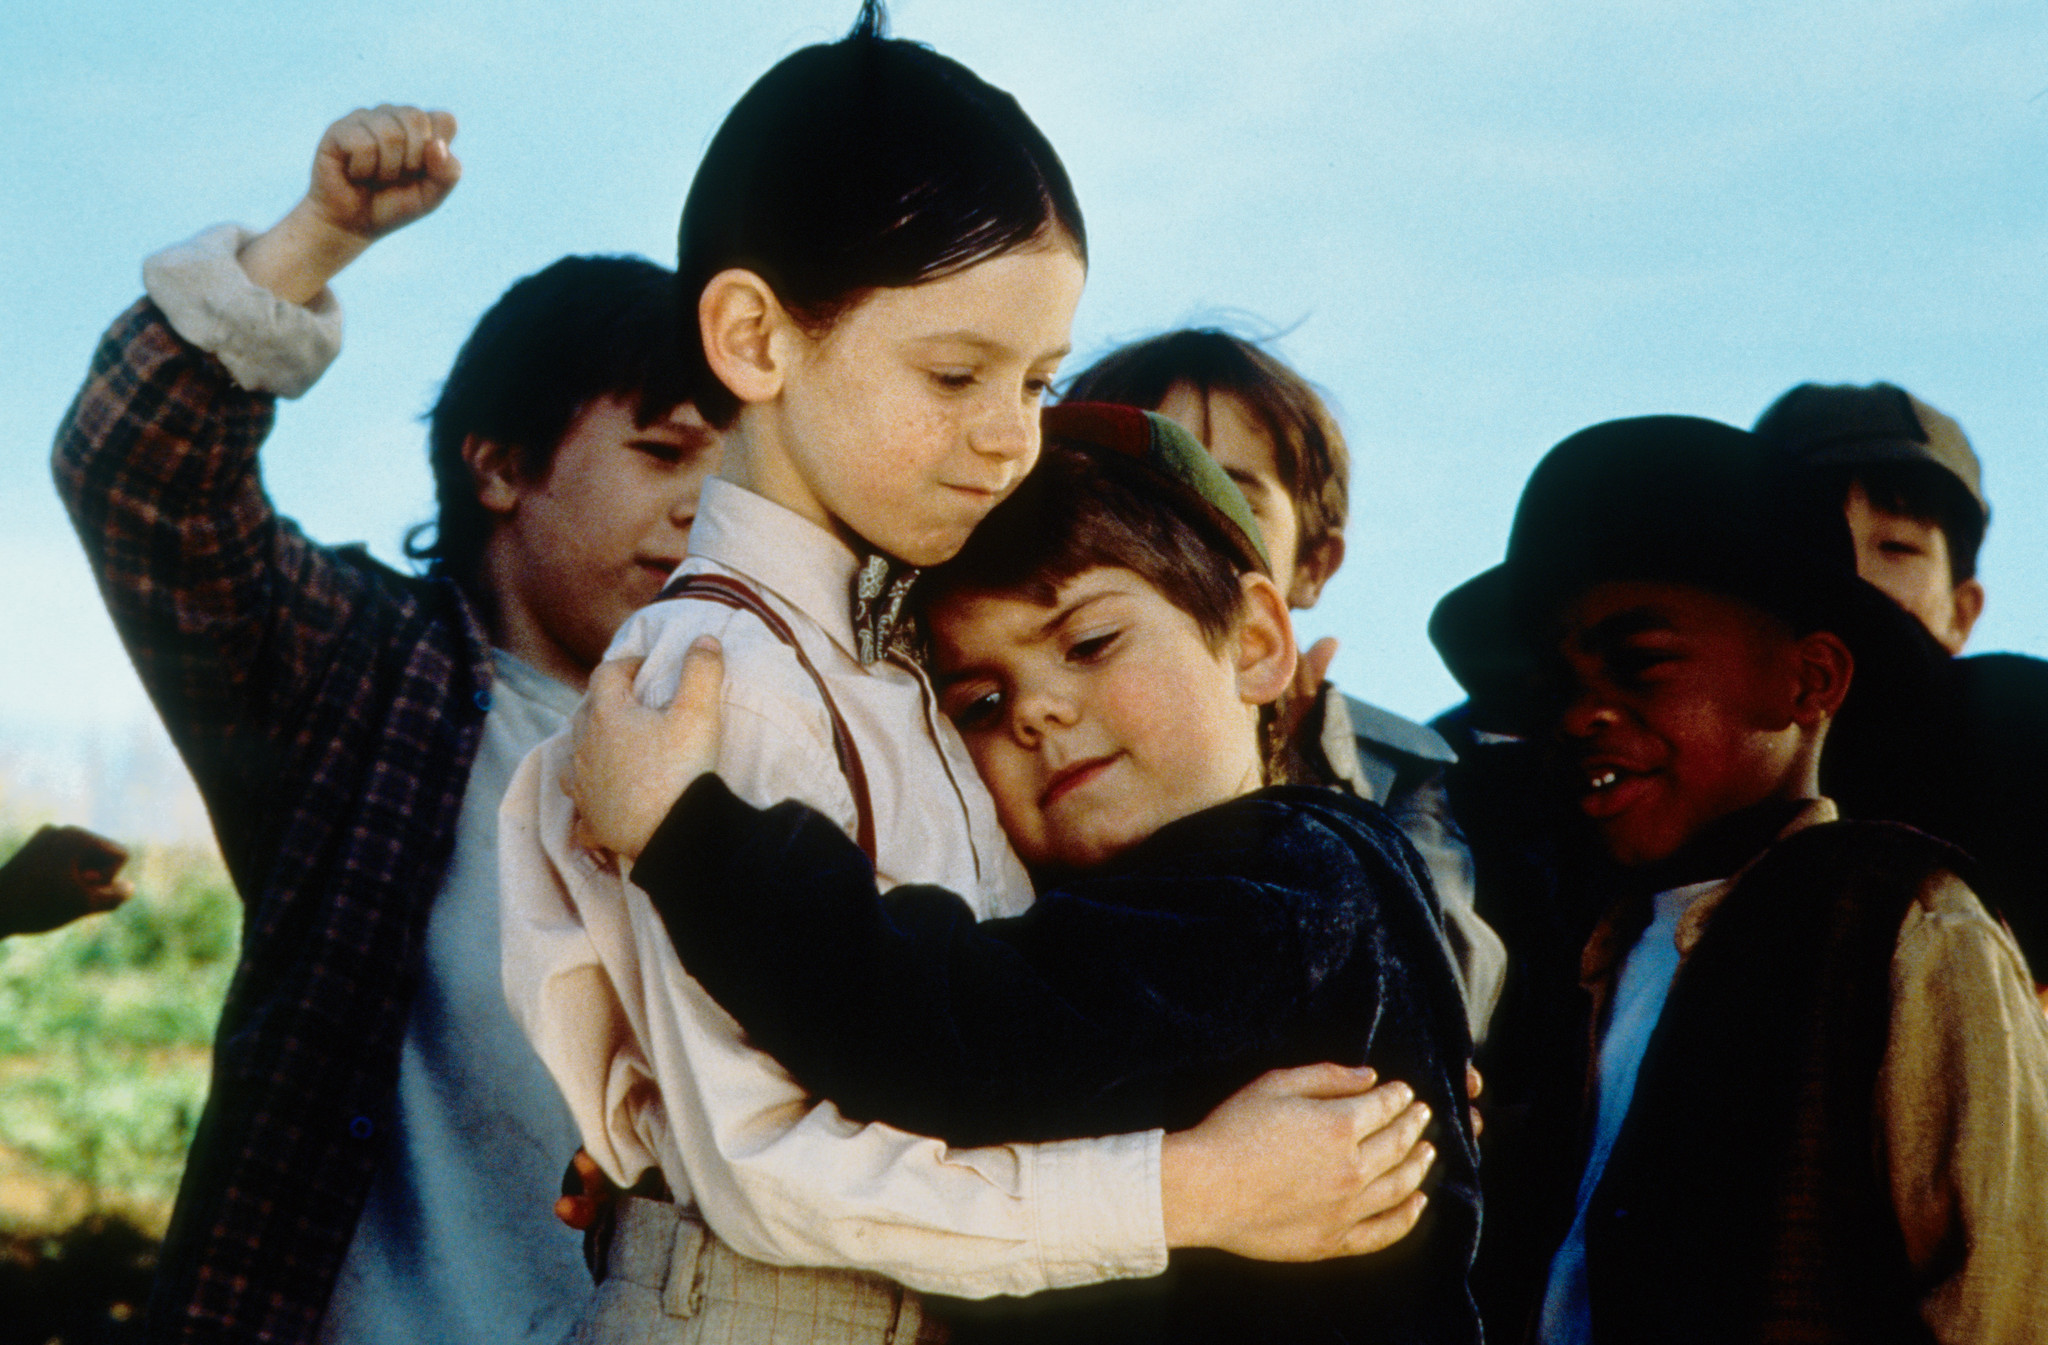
[{"x1": 655, "y1": 573, "x2": 877, "y2": 862}]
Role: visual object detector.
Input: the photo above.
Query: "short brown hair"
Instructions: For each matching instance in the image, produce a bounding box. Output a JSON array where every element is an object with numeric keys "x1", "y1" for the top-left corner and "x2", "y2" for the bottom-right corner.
[
  {"x1": 917, "y1": 439, "x2": 1246, "y2": 650},
  {"x1": 917, "y1": 438, "x2": 1303, "y2": 782},
  {"x1": 1061, "y1": 330, "x2": 1349, "y2": 567}
]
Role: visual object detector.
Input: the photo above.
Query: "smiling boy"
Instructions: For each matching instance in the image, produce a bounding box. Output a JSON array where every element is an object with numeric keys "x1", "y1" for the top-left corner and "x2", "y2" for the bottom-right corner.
[
  {"x1": 1062, "y1": 331, "x2": 1504, "y2": 1040},
  {"x1": 54, "y1": 106, "x2": 719, "y2": 1344},
  {"x1": 1429, "y1": 416, "x2": 2048, "y2": 1344}
]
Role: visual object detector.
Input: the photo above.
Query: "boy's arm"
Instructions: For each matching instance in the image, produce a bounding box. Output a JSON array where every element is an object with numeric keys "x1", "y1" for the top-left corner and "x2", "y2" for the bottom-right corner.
[
  {"x1": 632, "y1": 775, "x2": 1386, "y2": 1143},
  {"x1": 52, "y1": 108, "x2": 460, "y2": 849},
  {"x1": 1879, "y1": 872, "x2": 2048, "y2": 1343}
]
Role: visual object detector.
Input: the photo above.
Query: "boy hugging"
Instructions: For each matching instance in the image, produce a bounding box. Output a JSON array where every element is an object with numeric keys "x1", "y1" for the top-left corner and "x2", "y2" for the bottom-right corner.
[
  {"x1": 1429, "y1": 416, "x2": 2048, "y2": 1344},
  {"x1": 565, "y1": 404, "x2": 1483, "y2": 1344}
]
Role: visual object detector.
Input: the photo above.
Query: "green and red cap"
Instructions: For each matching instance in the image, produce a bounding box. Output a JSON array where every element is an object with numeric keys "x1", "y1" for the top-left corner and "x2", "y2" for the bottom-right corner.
[{"x1": 1040, "y1": 401, "x2": 1271, "y2": 577}]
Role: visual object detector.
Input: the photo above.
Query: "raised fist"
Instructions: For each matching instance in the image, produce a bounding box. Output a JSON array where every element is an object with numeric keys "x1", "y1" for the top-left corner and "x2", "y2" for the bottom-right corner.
[
  {"x1": 0, "y1": 825, "x2": 133, "y2": 939},
  {"x1": 306, "y1": 104, "x2": 461, "y2": 242}
]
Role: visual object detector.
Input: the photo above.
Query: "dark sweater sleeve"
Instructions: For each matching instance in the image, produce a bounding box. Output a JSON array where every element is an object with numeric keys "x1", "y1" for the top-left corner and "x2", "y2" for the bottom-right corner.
[
  {"x1": 634, "y1": 777, "x2": 1396, "y2": 1144},
  {"x1": 51, "y1": 302, "x2": 420, "y2": 885}
]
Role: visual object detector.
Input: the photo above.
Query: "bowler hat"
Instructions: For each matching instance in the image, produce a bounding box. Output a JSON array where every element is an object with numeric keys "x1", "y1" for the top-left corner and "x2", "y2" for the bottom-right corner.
[{"x1": 1429, "y1": 415, "x2": 1940, "y2": 732}]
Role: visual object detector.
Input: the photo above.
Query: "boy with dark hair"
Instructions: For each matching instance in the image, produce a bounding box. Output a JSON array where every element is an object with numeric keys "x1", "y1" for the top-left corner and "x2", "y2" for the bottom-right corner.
[
  {"x1": 562, "y1": 403, "x2": 1482, "y2": 1344},
  {"x1": 1753, "y1": 381, "x2": 2048, "y2": 994},
  {"x1": 1428, "y1": 415, "x2": 2048, "y2": 1344},
  {"x1": 54, "y1": 106, "x2": 718, "y2": 1344},
  {"x1": 1752, "y1": 382, "x2": 1986, "y2": 654},
  {"x1": 1064, "y1": 330, "x2": 1504, "y2": 1039}
]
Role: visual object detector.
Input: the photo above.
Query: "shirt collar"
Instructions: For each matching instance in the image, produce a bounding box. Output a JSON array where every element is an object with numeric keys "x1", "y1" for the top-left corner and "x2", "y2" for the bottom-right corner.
[
  {"x1": 687, "y1": 477, "x2": 864, "y2": 662},
  {"x1": 1668, "y1": 796, "x2": 1838, "y2": 953},
  {"x1": 1583, "y1": 796, "x2": 1841, "y2": 983}
]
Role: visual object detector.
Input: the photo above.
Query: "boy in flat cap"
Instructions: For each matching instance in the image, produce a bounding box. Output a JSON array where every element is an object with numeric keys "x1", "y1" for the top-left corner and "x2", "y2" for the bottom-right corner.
[
  {"x1": 1430, "y1": 415, "x2": 2048, "y2": 1345},
  {"x1": 1063, "y1": 328, "x2": 1504, "y2": 1046},
  {"x1": 1755, "y1": 382, "x2": 2048, "y2": 997},
  {"x1": 1754, "y1": 382, "x2": 1986, "y2": 655}
]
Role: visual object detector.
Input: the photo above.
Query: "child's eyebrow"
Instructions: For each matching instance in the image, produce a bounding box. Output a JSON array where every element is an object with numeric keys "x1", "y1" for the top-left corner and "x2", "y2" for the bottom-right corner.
[
  {"x1": 1577, "y1": 605, "x2": 1677, "y2": 652},
  {"x1": 630, "y1": 425, "x2": 716, "y2": 450},
  {"x1": 931, "y1": 590, "x2": 1124, "y2": 688},
  {"x1": 909, "y1": 333, "x2": 1073, "y2": 362}
]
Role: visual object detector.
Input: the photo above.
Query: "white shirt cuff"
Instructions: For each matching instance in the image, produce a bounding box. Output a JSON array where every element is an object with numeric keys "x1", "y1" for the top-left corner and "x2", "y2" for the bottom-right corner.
[
  {"x1": 142, "y1": 223, "x2": 343, "y2": 398},
  {"x1": 1031, "y1": 1128, "x2": 1169, "y2": 1289}
]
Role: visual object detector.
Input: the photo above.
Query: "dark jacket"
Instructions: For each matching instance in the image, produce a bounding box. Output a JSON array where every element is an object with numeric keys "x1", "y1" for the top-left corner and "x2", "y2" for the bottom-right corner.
[
  {"x1": 1825, "y1": 650, "x2": 2048, "y2": 977},
  {"x1": 631, "y1": 776, "x2": 1482, "y2": 1345},
  {"x1": 1489, "y1": 820, "x2": 1976, "y2": 1345},
  {"x1": 54, "y1": 302, "x2": 494, "y2": 1344}
]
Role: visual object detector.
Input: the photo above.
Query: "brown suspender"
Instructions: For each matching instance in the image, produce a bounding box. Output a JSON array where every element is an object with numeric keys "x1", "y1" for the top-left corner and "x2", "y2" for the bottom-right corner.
[{"x1": 654, "y1": 573, "x2": 878, "y2": 862}]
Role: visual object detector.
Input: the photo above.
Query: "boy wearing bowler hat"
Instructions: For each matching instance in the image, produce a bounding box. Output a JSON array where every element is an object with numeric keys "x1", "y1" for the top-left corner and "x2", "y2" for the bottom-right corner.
[{"x1": 1429, "y1": 416, "x2": 2048, "y2": 1344}]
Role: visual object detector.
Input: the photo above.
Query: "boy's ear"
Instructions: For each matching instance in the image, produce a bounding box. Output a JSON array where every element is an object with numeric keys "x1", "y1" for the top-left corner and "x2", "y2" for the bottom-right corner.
[
  {"x1": 1233, "y1": 573, "x2": 1299, "y2": 706},
  {"x1": 1945, "y1": 577, "x2": 1985, "y2": 653},
  {"x1": 463, "y1": 434, "x2": 524, "y2": 516},
  {"x1": 1789, "y1": 630, "x2": 1855, "y2": 728},
  {"x1": 699, "y1": 268, "x2": 793, "y2": 407},
  {"x1": 1287, "y1": 533, "x2": 1346, "y2": 609}
]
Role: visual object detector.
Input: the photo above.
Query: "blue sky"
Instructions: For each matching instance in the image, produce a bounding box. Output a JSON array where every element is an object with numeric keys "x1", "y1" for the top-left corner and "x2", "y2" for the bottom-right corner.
[{"x1": 3, "y1": 1, "x2": 2044, "y2": 833}]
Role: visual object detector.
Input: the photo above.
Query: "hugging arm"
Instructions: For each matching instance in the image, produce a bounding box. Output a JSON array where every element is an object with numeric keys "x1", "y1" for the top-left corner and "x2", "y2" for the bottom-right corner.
[
  {"x1": 634, "y1": 775, "x2": 1386, "y2": 1143},
  {"x1": 573, "y1": 640, "x2": 1440, "y2": 1263}
]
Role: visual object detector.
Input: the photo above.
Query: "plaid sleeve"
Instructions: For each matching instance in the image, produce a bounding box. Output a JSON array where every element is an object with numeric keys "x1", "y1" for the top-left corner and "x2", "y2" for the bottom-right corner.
[{"x1": 51, "y1": 300, "x2": 381, "y2": 872}]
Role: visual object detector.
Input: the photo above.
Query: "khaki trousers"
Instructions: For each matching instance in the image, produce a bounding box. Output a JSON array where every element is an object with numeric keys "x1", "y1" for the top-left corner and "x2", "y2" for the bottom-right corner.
[{"x1": 572, "y1": 1196, "x2": 948, "y2": 1345}]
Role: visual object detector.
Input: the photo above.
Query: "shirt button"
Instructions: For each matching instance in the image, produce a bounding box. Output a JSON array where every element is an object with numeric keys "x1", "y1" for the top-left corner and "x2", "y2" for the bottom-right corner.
[
  {"x1": 349, "y1": 1115, "x2": 375, "y2": 1140},
  {"x1": 474, "y1": 689, "x2": 493, "y2": 712}
]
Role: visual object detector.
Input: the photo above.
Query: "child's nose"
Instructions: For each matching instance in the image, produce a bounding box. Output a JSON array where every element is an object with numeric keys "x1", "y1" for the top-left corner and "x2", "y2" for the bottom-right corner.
[
  {"x1": 1557, "y1": 686, "x2": 1618, "y2": 742},
  {"x1": 970, "y1": 399, "x2": 1036, "y2": 463},
  {"x1": 1010, "y1": 686, "x2": 1079, "y2": 745}
]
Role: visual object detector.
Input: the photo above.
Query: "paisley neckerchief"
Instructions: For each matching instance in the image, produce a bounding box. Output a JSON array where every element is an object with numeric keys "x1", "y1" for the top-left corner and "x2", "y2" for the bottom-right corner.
[{"x1": 851, "y1": 552, "x2": 924, "y2": 667}]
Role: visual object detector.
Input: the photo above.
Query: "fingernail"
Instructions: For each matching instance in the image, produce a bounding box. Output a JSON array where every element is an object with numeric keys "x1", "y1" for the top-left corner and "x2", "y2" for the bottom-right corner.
[
  {"x1": 1415, "y1": 1103, "x2": 1432, "y2": 1123},
  {"x1": 1393, "y1": 1083, "x2": 1413, "y2": 1105}
]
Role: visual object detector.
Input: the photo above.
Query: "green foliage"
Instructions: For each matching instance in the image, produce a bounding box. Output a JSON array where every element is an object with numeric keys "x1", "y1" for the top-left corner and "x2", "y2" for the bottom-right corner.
[{"x1": 0, "y1": 834, "x2": 238, "y2": 1232}]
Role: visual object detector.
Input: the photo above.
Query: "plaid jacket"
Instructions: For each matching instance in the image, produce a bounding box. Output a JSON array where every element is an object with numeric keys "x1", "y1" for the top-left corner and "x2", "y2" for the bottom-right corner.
[{"x1": 54, "y1": 300, "x2": 497, "y2": 1344}]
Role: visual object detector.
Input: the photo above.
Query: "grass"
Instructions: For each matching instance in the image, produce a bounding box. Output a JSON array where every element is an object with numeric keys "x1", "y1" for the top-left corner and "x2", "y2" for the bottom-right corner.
[{"x1": 0, "y1": 834, "x2": 238, "y2": 1238}]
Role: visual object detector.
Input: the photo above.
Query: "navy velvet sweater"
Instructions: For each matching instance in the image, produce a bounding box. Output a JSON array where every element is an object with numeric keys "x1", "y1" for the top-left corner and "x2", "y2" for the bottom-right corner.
[{"x1": 631, "y1": 777, "x2": 1482, "y2": 1345}]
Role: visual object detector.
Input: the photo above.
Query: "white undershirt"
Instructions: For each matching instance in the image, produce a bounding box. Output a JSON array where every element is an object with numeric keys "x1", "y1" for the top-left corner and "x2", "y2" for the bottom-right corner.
[{"x1": 319, "y1": 650, "x2": 589, "y2": 1345}]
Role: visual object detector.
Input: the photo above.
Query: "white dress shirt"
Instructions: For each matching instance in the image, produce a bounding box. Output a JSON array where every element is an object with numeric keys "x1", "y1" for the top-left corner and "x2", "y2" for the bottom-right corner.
[{"x1": 501, "y1": 477, "x2": 1168, "y2": 1299}]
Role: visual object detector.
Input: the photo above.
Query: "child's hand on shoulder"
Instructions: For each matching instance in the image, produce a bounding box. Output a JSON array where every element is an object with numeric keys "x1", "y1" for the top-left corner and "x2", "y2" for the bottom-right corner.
[{"x1": 567, "y1": 637, "x2": 725, "y2": 862}]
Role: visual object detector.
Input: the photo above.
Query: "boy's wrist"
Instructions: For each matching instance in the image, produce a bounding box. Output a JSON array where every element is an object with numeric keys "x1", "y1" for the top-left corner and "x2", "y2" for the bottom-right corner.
[
  {"x1": 143, "y1": 223, "x2": 344, "y2": 398},
  {"x1": 1157, "y1": 1126, "x2": 1219, "y2": 1248},
  {"x1": 237, "y1": 198, "x2": 370, "y2": 307}
]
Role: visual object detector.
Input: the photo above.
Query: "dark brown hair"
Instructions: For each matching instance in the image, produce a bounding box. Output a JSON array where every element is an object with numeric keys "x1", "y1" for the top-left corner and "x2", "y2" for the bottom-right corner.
[
  {"x1": 409, "y1": 255, "x2": 691, "y2": 599},
  {"x1": 918, "y1": 440, "x2": 1302, "y2": 782},
  {"x1": 677, "y1": 0, "x2": 1086, "y2": 427}
]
